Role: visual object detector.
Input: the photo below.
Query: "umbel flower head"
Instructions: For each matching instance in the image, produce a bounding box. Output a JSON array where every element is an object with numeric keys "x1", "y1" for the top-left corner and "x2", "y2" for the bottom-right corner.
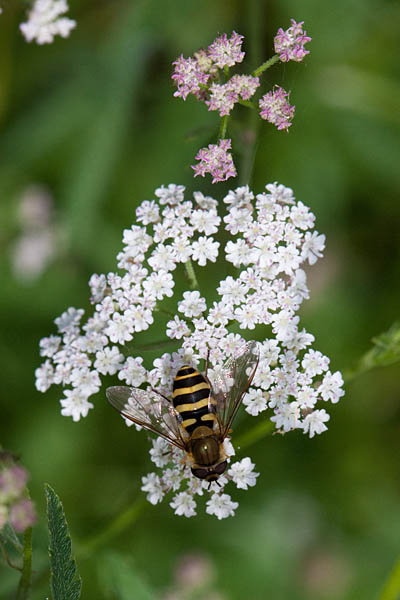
[
  {"x1": 274, "y1": 19, "x2": 311, "y2": 63},
  {"x1": 259, "y1": 86, "x2": 295, "y2": 131},
  {"x1": 36, "y1": 182, "x2": 343, "y2": 518},
  {"x1": 192, "y1": 139, "x2": 237, "y2": 183}
]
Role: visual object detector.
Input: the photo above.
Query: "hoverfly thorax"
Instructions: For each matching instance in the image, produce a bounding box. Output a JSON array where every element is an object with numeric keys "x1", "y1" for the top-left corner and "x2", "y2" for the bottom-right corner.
[{"x1": 190, "y1": 428, "x2": 219, "y2": 466}]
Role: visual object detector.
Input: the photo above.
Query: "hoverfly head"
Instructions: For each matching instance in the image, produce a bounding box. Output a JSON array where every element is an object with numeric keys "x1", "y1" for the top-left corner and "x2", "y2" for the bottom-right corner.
[{"x1": 191, "y1": 459, "x2": 228, "y2": 482}]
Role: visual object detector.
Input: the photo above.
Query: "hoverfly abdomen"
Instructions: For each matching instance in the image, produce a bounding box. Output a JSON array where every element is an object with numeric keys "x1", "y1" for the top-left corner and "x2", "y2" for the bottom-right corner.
[{"x1": 172, "y1": 365, "x2": 216, "y2": 434}]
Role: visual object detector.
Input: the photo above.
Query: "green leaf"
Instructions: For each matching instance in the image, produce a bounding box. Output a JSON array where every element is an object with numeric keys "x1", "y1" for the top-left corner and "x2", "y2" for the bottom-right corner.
[
  {"x1": 0, "y1": 522, "x2": 23, "y2": 553},
  {"x1": 97, "y1": 551, "x2": 155, "y2": 600},
  {"x1": 378, "y1": 556, "x2": 400, "y2": 600},
  {"x1": 344, "y1": 321, "x2": 400, "y2": 381},
  {"x1": 45, "y1": 483, "x2": 82, "y2": 600}
]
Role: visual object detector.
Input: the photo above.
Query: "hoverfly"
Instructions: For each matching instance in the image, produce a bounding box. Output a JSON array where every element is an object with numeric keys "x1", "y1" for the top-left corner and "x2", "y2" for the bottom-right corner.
[{"x1": 106, "y1": 341, "x2": 259, "y2": 482}]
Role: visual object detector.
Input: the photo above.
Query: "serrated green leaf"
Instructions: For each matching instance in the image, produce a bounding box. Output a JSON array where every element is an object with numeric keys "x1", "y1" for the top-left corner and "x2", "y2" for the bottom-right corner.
[{"x1": 45, "y1": 483, "x2": 82, "y2": 600}]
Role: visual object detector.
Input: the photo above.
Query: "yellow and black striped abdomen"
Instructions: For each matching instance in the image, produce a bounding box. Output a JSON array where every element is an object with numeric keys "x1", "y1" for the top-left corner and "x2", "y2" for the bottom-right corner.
[{"x1": 172, "y1": 365, "x2": 215, "y2": 434}]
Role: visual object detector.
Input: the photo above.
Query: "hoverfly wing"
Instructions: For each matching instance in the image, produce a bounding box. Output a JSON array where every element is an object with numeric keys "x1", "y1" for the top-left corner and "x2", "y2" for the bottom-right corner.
[
  {"x1": 211, "y1": 341, "x2": 259, "y2": 439},
  {"x1": 106, "y1": 386, "x2": 188, "y2": 450}
]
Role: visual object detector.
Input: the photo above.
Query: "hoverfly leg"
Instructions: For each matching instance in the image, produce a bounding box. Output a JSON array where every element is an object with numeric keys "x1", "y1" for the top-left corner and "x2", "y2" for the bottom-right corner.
[
  {"x1": 203, "y1": 347, "x2": 213, "y2": 392},
  {"x1": 207, "y1": 479, "x2": 221, "y2": 491},
  {"x1": 204, "y1": 346, "x2": 210, "y2": 378}
]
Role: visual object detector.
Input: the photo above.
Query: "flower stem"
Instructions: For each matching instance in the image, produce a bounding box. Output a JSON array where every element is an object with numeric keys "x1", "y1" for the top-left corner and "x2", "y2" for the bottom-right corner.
[
  {"x1": 238, "y1": 100, "x2": 255, "y2": 109},
  {"x1": 124, "y1": 338, "x2": 178, "y2": 354},
  {"x1": 184, "y1": 259, "x2": 199, "y2": 290},
  {"x1": 240, "y1": 0, "x2": 262, "y2": 186},
  {"x1": 218, "y1": 115, "x2": 229, "y2": 140},
  {"x1": 16, "y1": 527, "x2": 32, "y2": 600},
  {"x1": 253, "y1": 54, "x2": 280, "y2": 77},
  {"x1": 77, "y1": 497, "x2": 147, "y2": 559}
]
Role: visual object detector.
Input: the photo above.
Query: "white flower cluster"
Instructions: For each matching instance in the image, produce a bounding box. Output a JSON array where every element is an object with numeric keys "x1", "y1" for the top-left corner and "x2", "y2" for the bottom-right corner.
[
  {"x1": 35, "y1": 182, "x2": 344, "y2": 518},
  {"x1": 20, "y1": 0, "x2": 76, "y2": 45},
  {"x1": 11, "y1": 185, "x2": 60, "y2": 282},
  {"x1": 144, "y1": 439, "x2": 258, "y2": 519}
]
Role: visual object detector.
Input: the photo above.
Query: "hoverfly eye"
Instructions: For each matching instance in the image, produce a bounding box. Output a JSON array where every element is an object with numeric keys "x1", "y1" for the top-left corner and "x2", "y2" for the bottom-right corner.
[
  {"x1": 191, "y1": 467, "x2": 208, "y2": 480},
  {"x1": 213, "y1": 460, "x2": 228, "y2": 476}
]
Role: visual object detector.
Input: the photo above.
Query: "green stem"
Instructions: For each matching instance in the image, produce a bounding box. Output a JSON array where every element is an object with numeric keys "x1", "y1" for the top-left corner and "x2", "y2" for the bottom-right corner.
[
  {"x1": 184, "y1": 259, "x2": 199, "y2": 290},
  {"x1": 218, "y1": 115, "x2": 229, "y2": 140},
  {"x1": 253, "y1": 54, "x2": 280, "y2": 77},
  {"x1": 239, "y1": 0, "x2": 262, "y2": 186},
  {"x1": 77, "y1": 498, "x2": 147, "y2": 559},
  {"x1": 236, "y1": 420, "x2": 274, "y2": 451},
  {"x1": 122, "y1": 338, "x2": 176, "y2": 356},
  {"x1": 16, "y1": 528, "x2": 32, "y2": 600},
  {"x1": 239, "y1": 112, "x2": 260, "y2": 187},
  {"x1": 238, "y1": 100, "x2": 255, "y2": 109}
]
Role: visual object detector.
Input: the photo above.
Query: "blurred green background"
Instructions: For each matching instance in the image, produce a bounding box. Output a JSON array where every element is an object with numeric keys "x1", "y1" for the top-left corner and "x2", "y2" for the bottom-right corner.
[{"x1": 1, "y1": 0, "x2": 400, "y2": 598}]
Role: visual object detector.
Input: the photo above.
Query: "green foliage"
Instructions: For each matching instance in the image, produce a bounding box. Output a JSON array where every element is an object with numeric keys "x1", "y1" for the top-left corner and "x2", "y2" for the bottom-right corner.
[
  {"x1": 45, "y1": 484, "x2": 82, "y2": 600},
  {"x1": 0, "y1": 522, "x2": 23, "y2": 554},
  {"x1": 98, "y1": 551, "x2": 155, "y2": 600},
  {"x1": 16, "y1": 528, "x2": 33, "y2": 600},
  {"x1": 379, "y1": 557, "x2": 400, "y2": 600},
  {"x1": 0, "y1": 524, "x2": 33, "y2": 600},
  {"x1": 345, "y1": 321, "x2": 400, "y2": 380}
]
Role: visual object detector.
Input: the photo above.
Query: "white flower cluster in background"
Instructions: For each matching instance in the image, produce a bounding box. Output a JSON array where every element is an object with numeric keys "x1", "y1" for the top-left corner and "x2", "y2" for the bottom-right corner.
[
  {"x1": 35, "y1": 182, "x2": 344, "y2": 517},
  {"x1": 20, "y1": 0, "x2": 76, "y2": 45},
  {"x1": 11, "y1": 185, "x2": 63, "y2": 282}
]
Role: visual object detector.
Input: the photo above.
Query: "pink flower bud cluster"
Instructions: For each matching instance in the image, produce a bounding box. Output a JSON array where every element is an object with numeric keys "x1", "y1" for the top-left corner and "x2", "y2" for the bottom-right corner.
[
  {"x1": 274, "y1": 19, "x2": 311, "y2": 63},
  {"x1": 208, "y1": 31, "x2": 245, "y2": 67},
  {"x1": 206, "y1": 75, "x2": 260, "y2": 117},
  {"x1": 192, "y1": 139, "x2": 237, "y2": 183},
  {"x1": 171, "y1": 31, "x2": 256, "y2": 113},
  {"x1": 259, "y1": 86, "x2": 295, "y2": 131},
  {"x1": 171, "y1": 55, "x2": 212, "y2": 101},
  {"x1": 172, "y1": 24, "x2": 310, "y2": 183},
  {"x1": 0, "y1": 460, "x2": 36, "y2": 533}
]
